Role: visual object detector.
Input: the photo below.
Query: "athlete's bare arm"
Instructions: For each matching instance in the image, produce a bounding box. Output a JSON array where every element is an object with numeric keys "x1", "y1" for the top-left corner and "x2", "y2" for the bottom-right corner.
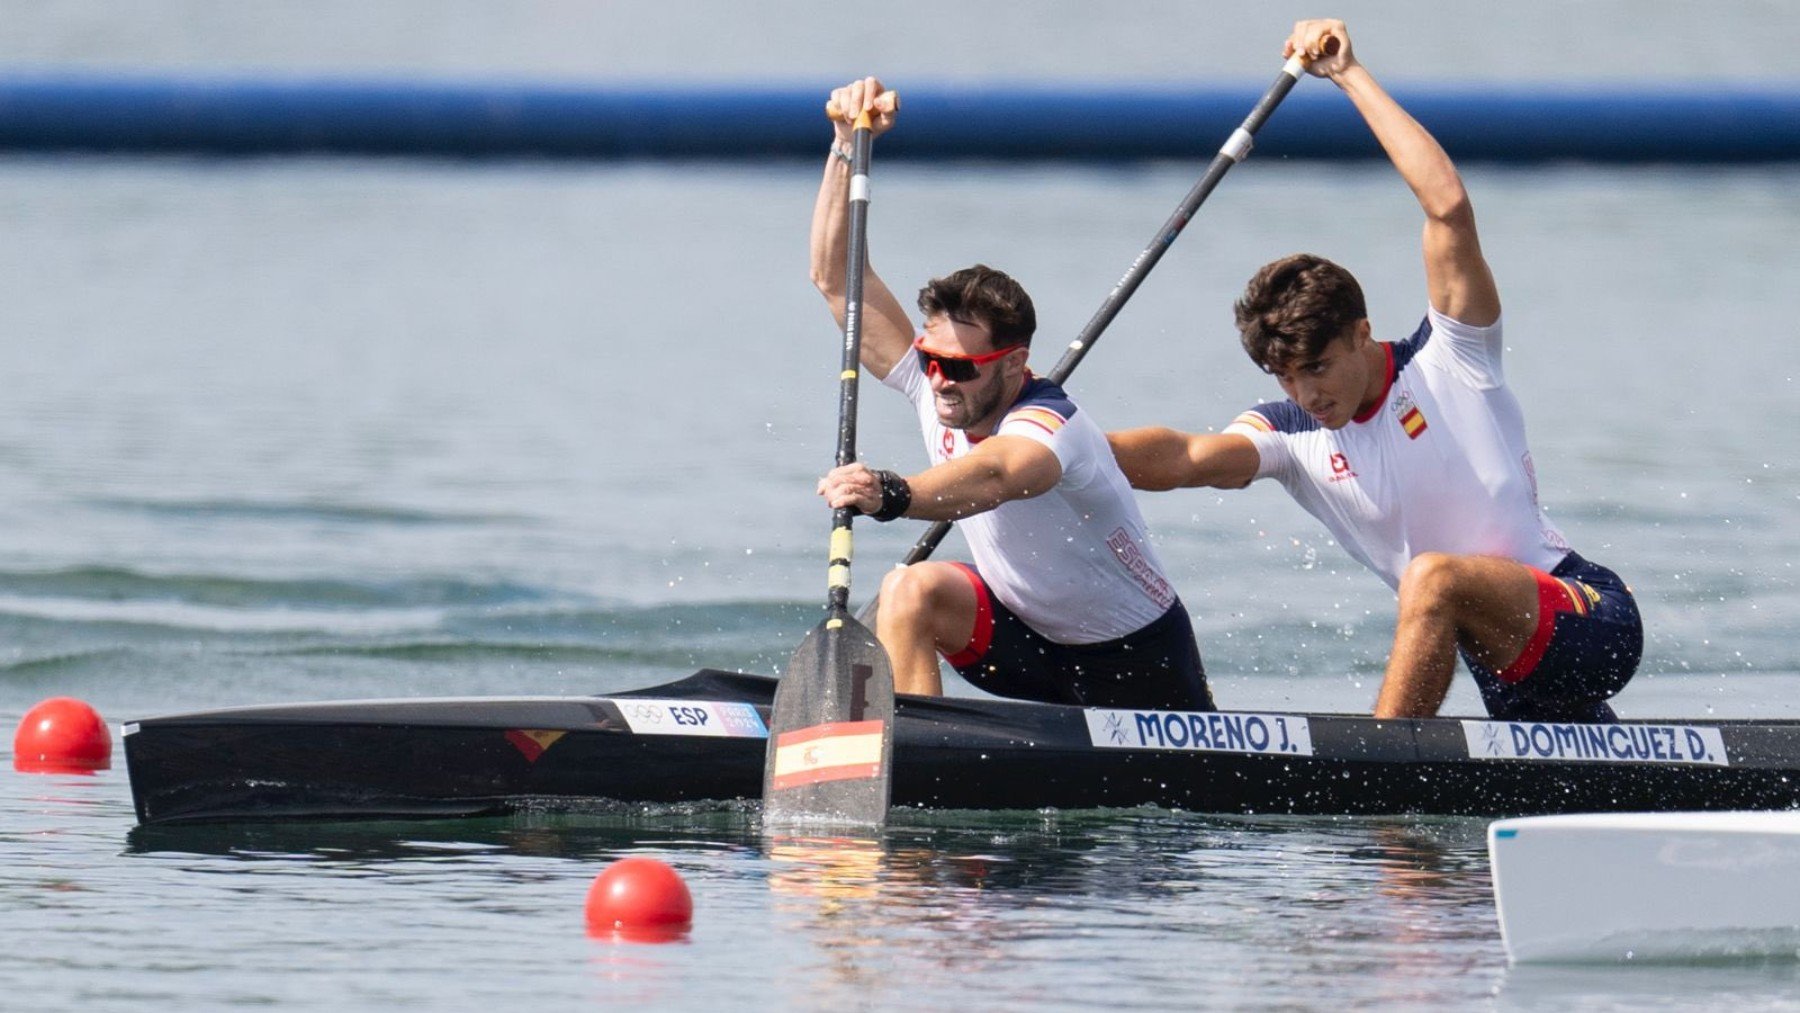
[
  {"x1": 808, "y1": 76, "x2": 914, "y2": 380},
  {"x1": 818, "y1": 437, "x2": 1063, "y2": 522},
  {"x1": 1289, "y1": 20, "x2": 1500, "y2": 327},
  {"x1": 1107, "y1": 428, "x2": 1260, "y2": 491}
]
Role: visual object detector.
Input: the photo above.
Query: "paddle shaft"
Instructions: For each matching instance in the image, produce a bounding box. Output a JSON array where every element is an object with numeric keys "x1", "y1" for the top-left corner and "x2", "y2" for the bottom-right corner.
[
  {"x1": 883, "y1": 54, "x2": 1315, "y2": 572},
  {"x1": 761, "y1": 105, "x2": 896, "y2": 829},
  {"x1": 827, "y1": 112, "x2": 876, "y2": 613}
]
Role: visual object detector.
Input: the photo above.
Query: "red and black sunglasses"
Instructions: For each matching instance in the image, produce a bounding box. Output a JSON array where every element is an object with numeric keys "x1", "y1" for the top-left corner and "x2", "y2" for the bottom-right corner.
[{"x1": 912, "y1": 335, "x2": 1016, "y2": 382}]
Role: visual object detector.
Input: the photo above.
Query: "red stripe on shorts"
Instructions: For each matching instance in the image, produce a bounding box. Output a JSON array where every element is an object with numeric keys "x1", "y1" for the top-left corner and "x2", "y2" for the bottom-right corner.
[
  {"x1": 943, "y1": 562, "x2": 994, "y2": 668},
  {"x1": 1497, "y1": 568, "x2": 1582, "y2": 685}
]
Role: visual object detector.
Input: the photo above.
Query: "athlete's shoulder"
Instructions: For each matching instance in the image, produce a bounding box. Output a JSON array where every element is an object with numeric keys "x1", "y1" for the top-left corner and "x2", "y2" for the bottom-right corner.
[
  {"x1": 1003, "y1": 375, "x2": 1079, "y2": 434},
  {"x1": 1409, "y1": 308, "x2": 1507, "y2": 387},
  {"x1": 1392, "y1": 315, "x2": 1432, "y2": 372},
  {"x1": 1229, "y1": 399, "x2": 1318, "y2": 436}
]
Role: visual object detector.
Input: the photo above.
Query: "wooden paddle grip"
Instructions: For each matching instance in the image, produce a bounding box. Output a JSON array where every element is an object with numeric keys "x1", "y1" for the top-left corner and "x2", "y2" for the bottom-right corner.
[{"x1": 824, "y1": 92, "x2": 901, "y2": 122}]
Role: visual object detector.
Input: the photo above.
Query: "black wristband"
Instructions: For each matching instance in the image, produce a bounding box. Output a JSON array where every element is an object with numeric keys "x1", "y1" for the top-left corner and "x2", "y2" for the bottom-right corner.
[{"x1": 869, "y1": 469, "x2": 912, "y2": 522}]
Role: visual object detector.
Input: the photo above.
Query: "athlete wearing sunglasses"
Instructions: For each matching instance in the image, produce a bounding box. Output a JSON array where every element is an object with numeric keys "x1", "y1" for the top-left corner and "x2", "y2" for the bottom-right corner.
[
  {"x1": 913, "y1": 335, "x2": 1014, "y2": 383},
  {"x1": 808, "y1": 75, "x2": 1213, "y2": 713}
]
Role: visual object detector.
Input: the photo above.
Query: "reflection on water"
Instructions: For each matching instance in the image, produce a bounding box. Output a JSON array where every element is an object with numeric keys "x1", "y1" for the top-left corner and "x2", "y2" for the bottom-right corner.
[
  {"x1": 752, "y1": 813, "x2": 1511, "y2": 1007},
  {"x1": 767, "y1": 834, "x2": 886, "y2": 900},
  {"x1": 767, "y1": 836, "x2": 894, "y2": 992}
]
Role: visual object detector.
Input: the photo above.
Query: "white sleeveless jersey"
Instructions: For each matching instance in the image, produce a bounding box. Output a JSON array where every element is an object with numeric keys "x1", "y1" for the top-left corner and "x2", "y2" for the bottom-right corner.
[
  {"x1": 882, "y1": 352, "x2": 1176, "y2": 643},
  {"x1": 1224, "y1": 308, "x2": 1571, "y2": 591}
]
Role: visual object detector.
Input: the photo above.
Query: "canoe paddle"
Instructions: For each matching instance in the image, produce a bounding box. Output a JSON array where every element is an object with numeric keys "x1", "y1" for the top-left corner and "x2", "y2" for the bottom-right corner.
[
  {"x1": 763, "y1": 98, "x2": 898, "y2": 829},
  {"x1": 856, "y1": 48, "x2": 1327, "y2": 625}
]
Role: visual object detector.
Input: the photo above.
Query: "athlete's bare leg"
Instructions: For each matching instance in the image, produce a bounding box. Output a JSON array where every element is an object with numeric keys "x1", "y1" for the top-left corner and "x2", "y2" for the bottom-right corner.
[
  {"x1": 1374, "y1": 552, "x2": 1542, "y2": 718},
  {"x1": 874, "y1": 562, "x2": 980, "y2": 696}
]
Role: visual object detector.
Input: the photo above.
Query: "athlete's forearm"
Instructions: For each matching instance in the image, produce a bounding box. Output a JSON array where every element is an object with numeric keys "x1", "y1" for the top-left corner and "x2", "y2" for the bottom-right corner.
[
  {"x1": 1109, "y1": 427, "x2": 1194, "y2": 491},
  {"x1": 1334, "y1": 65, "x2": 1469, "y2": 225},
  {"x1": 902, "y1": 443, "x2": 1060, "y2": 522},
  {"x1": 805, "y1": 135, "x2": 914, "y2": 379},
  {"x1": 1109, "y1": 428, "x2": 1259, "y2": 491},
  {"x1": 808, "y1": 149, "x2": 854, "y2": 310},
  {"x1": 1334, "y1": 60, "x2": 1498, "y2": 323}
]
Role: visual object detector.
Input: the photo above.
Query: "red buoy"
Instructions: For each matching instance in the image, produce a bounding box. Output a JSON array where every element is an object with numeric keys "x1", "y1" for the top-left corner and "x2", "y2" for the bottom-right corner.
[
  {"x1": 585, "y1": 857, "x2": 693, "y2": 941},
  {"x1": 13, "y1": 697, "x2": 112, "y2": 773}
]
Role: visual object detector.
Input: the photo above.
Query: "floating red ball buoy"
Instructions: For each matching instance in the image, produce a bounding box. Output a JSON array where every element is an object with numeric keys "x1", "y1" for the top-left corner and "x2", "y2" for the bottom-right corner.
[
  {"x1": 585, "y1": 857, "x2": 693, "y2": 942},
  {"x1": 13, "y1": 697, "x2": 112, "y2": 773}
]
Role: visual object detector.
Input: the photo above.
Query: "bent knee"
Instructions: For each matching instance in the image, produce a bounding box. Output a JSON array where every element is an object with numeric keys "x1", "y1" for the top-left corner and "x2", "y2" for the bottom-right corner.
[
  {"x1": 1398, "y1": 552, "x2": 1461, "y2": 598},
  {"x1": 879, "y1": 563, "x2": 966, "y2": 616}
]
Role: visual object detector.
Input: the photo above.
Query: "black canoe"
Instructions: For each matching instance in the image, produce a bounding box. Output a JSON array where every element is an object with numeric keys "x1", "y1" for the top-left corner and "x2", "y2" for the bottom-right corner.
[{"x1": 123, "y1": 668, "x2": 1800, "y2": 825}]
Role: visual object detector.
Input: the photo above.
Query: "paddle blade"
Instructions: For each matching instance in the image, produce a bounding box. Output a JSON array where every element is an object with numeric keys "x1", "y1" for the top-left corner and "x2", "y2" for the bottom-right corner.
[{"x1": 763, "y1": 611, "x2": 896, "y2": 828}]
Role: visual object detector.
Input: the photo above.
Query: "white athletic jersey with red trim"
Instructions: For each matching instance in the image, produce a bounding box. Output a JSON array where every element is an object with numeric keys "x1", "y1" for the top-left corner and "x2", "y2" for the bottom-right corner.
[
  {"x1": 883, "y1": 351, "x2": 1176, "y2": 644},
  {"x1": 1223, "y1": 308, "x2": 1571, "y2": 590}
]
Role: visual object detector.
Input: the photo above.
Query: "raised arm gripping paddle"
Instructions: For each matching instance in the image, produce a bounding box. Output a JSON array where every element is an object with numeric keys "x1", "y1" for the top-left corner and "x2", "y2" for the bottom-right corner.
[{"x1": 857, "y1": 55, "x2": 1321, "y2": 624}]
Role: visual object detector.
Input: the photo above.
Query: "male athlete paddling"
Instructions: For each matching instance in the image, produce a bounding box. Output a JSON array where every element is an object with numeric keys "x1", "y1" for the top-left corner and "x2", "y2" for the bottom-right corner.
[
  {"x1": 1110, "y1": 20, "x2": 1642, "y2": 721},
  {"x1": 812, "y1": 76, "x2": 1213, "y2": 711}
]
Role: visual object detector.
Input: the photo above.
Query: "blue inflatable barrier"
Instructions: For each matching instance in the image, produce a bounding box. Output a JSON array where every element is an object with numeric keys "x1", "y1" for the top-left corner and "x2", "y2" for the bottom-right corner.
[{"x1": 0, "y1": 74, "x2": 1796, "y2": 162}]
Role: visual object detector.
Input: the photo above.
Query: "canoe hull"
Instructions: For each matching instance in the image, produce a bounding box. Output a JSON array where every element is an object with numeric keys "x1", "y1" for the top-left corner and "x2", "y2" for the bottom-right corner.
[{"x1": 124, "y1": 669, "x2": 1800, "y2": 825}]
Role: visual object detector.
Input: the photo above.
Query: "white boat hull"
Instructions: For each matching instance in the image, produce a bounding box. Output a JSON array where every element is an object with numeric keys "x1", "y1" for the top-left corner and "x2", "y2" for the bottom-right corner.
[{"x1": 1489, "y1": 811, "x2": 1800, "y2": 963}]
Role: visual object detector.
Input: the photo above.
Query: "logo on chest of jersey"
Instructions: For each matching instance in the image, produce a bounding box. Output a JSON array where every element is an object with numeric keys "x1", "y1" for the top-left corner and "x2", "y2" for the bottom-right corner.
[
  {"x1": 939, "y1": 428, "x2": 957, "y2": 460},
  {"x1": 1327, "y1": 451, "x2": 1357, "y2": 482},
  {"x1": 1392, "y1": 391, "x2": 1428, "y2": 440}
]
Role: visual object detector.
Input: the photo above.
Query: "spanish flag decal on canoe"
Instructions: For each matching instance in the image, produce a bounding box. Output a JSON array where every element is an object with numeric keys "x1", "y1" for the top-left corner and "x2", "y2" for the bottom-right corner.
[
  {"x1": 504, "y1": 729, "x2": 567, "y2": 763},
  {"x1": 1004, "y1": 406, "x2": 1067, "y2": 438},
  {"x1": 770, "y1": 719, "x2": 885, "y2": 791},
  {"x1": 1399, "y1": 405, "x2": 1428, "y2": 439}
]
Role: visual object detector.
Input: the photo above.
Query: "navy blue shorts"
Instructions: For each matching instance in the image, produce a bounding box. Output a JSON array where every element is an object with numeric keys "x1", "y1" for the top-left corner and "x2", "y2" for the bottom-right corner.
[
  {"x1": 1461, "y1": 552, "x2": 1642, "y2": 722},
  {"x1": 943, "y1": 563, "x2": 1215, "y2": 711}
]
